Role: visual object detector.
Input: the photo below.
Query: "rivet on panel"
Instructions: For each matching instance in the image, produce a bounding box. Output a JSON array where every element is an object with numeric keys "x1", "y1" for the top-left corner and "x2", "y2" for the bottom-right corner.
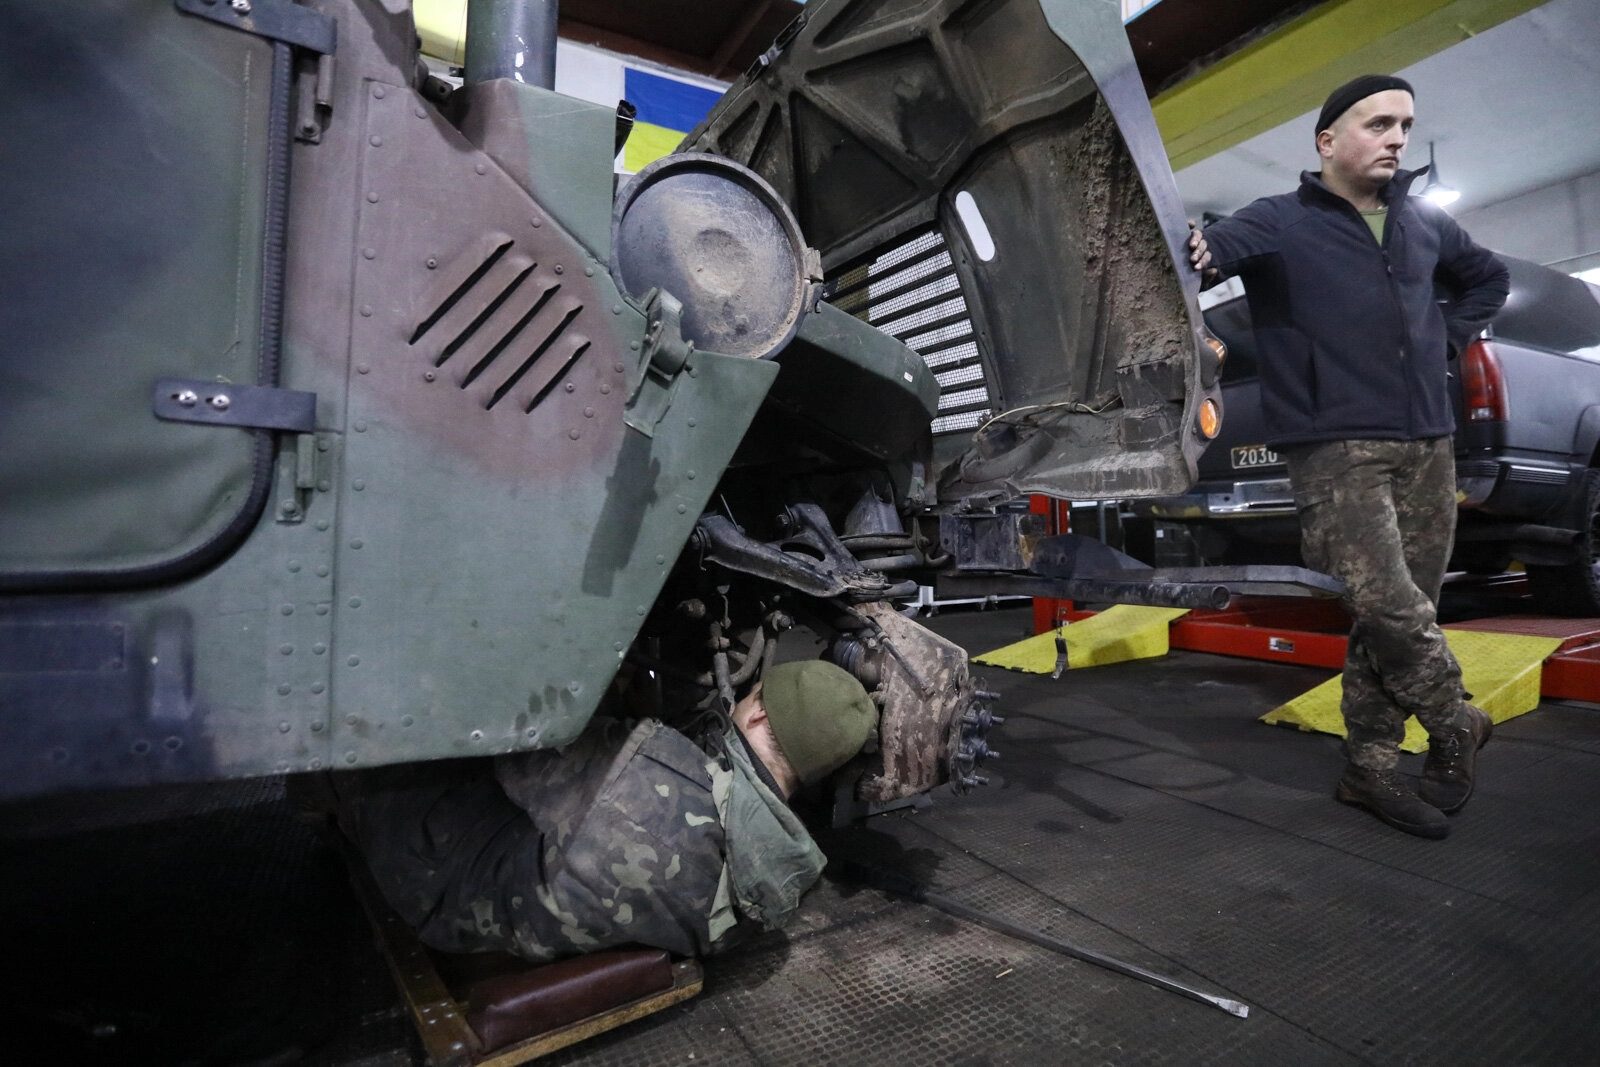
[
  {"x1": 636, "y1": 605, "x2": 647, "y2": 616},
  {"x1": 315, "y1": 604, "x2": 329, "y2": 616},
  {"x1": 345, "y1": 752, "x2": 358, "y2": 764},
  {"x1": 311, "y1": 719, "x2": 325, "y2": 730},
  {"x1": 414, "y1": 106, "x2": 427, "y2": 119},
  {"x1": 373, "y1": 85, "x2": 386, "y2": 99},
  {"x1": 568, "y1": 429, "x2": 581, "y2": 440},
  {"x1": 354, "y1": 421, "x2": 367, "y2": 432},
  {"x1": 614, "y1": 642, "x2": 625, "y2": 652},
  {"x1": 316, "y1": 519, "x2": 330, "y2": 531},
  {"x1": 531, "y1": 217, "x2": 542, "y2": 228},
  {"x1": 315, "y1": 565, "x2": 329, "y2": 577},
  {"x1": 584, "y1": 267, "x2": 594, "y2": 277},
  {"x1": 554, "y1": 265, "x2": 563, "y2": 275},
  {"x1": 687, "y1": 470, "x2": 697, "y2": 480},
  {"x1": 288, "y1": 560, "x2": 302, "y2": 572},
  {"x1": 401, "y1": 715, "x2": 414, "y2": 727},
  {"x1": 426, "y1": 257, "x2": 438, "y2": 269},
  {"x1": 362, "y1": 248, "x2": 376, "y2": 260},
  {"x1": 424, "y1": 371, "x2": 437, "y2": 382},
  {"x1": 164, "y1": 737, "x2": 183, "y2": 751},
  {"x1": 132, "y1": 740, "x2": 150, "y2": 755},
  {"x1": 584, "y1": 407, "x2": 594, "y2": 418},
  {"x1": 349, "y1": 597, "x2": 363, "y2": 609},
  {"x1": 348, "y1": 656, "x2": 361, "y2": 667},
  {"x1": 366, "y1": 191, "x2": 379, "y2": 203},
  {"x1": 687, "y1": 418, "x2": 697, "y2": 428},
  {"x1": 369, "y1": 135, "x2": 383, "y2": 147},
  {"x1": 278, "y1": 685, "x2": 292, "y2": 697},
  {"x1": 353, "y1": 480, "x2": 365, "y2": 491},
  {"x1": 350, "y1": 538, "x2": 364, "y2": 549},
  {"x1": 346, "y1": 714, "x2": 358, "y2": 726},
  {"x1": 564, "y1": 382, "x2": 575, "y2": 393},
  {"x1": 599, "y1": 384, "x2": 611, "y2": 395},
  {"x1": 313, "y1": 642, "x2": 327, "y2": 655},
  {"x1": 474, "y1": 162, "x2": 487, "y2": 175},
  {"x1": 612, "y1": 305, "x2": 622, "y2": 315},
  {"x1": 280, "y1": 604, "x2": 294, "y2": 616},
  {"x1": 317, "y1": 480, "x2": 331, "y2": 492},
  {"x1": 676, "y1": 504, "x2": 687, "y2": 514},
  {"x1": 628, "y1": 341, "x2": 640, "y2": 351},
  {"x1": 317, "y1": 437, "x2": 330, "y2": 452},
  {"x1": 280, "y1": 644, "x2": 295, "y2": 655},
  {"x1": 656, "y1": 555, "x2": 666, "y2": 565},
  {"x1": 309, "y1": 758, "x2": 324, "y2": 770},
  {"x1": 359, "y1": 305, "x2": 373, "y2": 317},
  {"x1": 470, "y1": 730, "x2": 484, "y2": 742},
  {"x1": 614, "y1": 363, "x2": 625, "y2": 374},
  {"x1": 278, "y1": 720, "x2": 291, "y2": 732},
  {"x1": 311, "y1": 684, "x2": 326, "y2": 696},
  {"x1": 568, "y1": 681, "x2": 580, "y2": 693}
]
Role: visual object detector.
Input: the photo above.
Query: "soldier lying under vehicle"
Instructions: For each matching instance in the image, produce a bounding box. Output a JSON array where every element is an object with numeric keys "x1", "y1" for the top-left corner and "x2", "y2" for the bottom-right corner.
[{"x1": 336, "y1": 660, "x2": 878, "y2": 962}]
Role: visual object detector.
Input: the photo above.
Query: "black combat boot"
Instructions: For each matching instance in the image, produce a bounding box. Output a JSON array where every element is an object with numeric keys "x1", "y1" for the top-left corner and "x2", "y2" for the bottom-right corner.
[
  {"x1": 1417, "y1": 705, "x2": 1493, "y2": 814},
  {"x1": 1335, "y1": 764, "x2": 1450, "y2": 839}
]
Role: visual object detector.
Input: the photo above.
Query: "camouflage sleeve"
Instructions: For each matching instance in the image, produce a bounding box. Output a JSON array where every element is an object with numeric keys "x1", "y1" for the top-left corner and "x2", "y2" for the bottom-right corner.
[{"x1": 503, "y1": 720, "x2": 731, "y2": 960}]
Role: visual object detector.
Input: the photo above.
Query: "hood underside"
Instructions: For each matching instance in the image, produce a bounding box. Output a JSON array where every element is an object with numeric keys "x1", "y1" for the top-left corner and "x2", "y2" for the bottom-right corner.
[{"x1": 682, "y1": 0, "x2": 1222, "y2": 503}]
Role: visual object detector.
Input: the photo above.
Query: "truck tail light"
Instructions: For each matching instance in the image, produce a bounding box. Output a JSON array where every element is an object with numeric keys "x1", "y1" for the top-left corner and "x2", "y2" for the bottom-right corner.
[{"x1": 1461, "y1": 339, "x2": 1506, "y2": 422}]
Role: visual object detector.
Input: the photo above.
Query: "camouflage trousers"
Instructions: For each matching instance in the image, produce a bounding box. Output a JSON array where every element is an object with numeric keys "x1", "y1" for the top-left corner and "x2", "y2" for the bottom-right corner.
[{"x1": 1284, "y1": 437, "x2": 1466, "y2": 770}]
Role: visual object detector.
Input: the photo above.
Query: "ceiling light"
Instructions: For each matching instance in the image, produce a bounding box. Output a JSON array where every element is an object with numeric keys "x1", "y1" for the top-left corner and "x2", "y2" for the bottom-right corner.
[{"x1": 1419, "y1": 142, "x2": 1460, "y2": 207}]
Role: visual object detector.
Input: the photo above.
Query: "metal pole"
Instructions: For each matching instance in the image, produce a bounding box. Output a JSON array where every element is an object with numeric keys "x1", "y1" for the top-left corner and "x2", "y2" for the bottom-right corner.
[
  {"x1": 465, "y1": 0, "x2": 558, "y2": 89},
  {"x1": 842, "y1": 862, "x2": 1250, "y2": 1018}
]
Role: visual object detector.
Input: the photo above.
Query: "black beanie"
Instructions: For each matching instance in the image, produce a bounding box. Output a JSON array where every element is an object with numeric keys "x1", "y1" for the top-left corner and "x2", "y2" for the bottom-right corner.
[{"x1": 1315, "y1": 74, "x2": 1414, "y2": 135}]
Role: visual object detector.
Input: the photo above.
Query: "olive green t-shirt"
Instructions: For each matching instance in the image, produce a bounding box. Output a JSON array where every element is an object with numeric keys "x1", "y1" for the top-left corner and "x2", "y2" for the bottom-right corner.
[{"x1": 1360, "y1": 207, "x2": 1387, "y2": 245}]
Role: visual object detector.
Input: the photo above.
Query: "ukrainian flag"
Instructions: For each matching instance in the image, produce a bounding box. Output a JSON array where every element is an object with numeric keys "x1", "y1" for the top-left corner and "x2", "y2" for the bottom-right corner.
[{"x1": 623, "y1": 68, "x2": 724, "y2": 173}]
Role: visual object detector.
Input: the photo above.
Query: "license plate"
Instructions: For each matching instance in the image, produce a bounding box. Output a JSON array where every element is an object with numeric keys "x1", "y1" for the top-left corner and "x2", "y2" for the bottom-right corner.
[{"x1": 1230, "y1": 444, "x2": 1282, "y2": 470}]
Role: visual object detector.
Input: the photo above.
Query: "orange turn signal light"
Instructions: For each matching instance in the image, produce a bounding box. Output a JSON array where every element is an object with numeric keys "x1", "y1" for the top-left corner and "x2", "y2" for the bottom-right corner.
[
  {"x1": 1198, "y1": 397, "x2": 1221, "y2": 439},
  {"x1": 1204, "y1": 335, "x2": 1227, "y2": 365}
]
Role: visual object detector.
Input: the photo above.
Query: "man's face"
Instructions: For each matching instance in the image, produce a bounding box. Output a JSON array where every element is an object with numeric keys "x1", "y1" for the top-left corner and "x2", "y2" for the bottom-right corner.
[{"x1": 1318, "y1": 89, "x2": 1414, "y2": 190}]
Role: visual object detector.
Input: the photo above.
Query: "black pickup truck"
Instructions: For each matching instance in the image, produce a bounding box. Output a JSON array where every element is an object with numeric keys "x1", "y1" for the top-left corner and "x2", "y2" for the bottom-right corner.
[{"x1": 1132, "y1": 256, "x2": 1600, "y2": 615}]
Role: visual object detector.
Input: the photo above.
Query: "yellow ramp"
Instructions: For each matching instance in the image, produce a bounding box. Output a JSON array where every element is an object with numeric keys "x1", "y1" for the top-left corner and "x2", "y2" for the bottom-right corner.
[
  {"x1": 973, "y1": 606, "x2": 1190, "y2": 674},
  {"x1": 1262, "y1": 629, "x2": 1563, "y2": 751}
]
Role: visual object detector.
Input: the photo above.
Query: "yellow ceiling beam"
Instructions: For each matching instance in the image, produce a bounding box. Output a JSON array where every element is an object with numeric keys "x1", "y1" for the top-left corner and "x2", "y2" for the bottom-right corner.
[
  {"x1": 415, "y1": 0, "x2": 469, "y2": 66},
  {"x1": 1153, "y1": 0, "x2": 1550, "y2": 171}
]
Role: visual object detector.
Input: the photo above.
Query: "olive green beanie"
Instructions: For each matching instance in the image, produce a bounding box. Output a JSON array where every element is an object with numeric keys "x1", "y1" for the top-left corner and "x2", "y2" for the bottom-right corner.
[{"x1": 760, "y1": 661, "x2": 879, "y2": 785}]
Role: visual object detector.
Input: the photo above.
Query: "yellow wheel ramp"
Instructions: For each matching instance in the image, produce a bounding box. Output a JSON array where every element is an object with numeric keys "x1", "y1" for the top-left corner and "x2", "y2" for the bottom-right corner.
[
  {"x1": 973, "y1": 605, "x2": 1191, "y2": 674},
  {"x1": 1261, "y1": 628, "x2": 1565, "y2": 751}
]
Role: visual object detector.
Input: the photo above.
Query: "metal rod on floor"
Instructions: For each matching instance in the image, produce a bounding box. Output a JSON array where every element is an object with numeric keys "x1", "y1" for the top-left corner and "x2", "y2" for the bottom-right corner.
[{"x1": 841, "y1": 862, "x2": 1250, "y2": 1018}]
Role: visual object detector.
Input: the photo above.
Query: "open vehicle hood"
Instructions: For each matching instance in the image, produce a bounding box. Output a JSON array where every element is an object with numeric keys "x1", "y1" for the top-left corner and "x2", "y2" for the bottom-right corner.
[{"x1": 683, "y1": 0, "x2": 1222, "y2": 503}]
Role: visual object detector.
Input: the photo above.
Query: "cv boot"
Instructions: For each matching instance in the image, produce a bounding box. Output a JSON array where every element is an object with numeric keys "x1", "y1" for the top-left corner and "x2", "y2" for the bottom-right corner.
[
  {"x1": 1417, "y1": 705, "x2": 1493, "y2": 814},
  {"x1": 1335, "y1": 765, "x2": 1450, "y2": 839}
]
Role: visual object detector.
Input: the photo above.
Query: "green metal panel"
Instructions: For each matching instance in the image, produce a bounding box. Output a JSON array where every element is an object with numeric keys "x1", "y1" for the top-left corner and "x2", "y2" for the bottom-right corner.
[
  {"x1": 455, "y1": 80, "x2": 620, "y2": 264},
  {"x1": 0, "y1": 0, "x2": 271, "y2": 580}
]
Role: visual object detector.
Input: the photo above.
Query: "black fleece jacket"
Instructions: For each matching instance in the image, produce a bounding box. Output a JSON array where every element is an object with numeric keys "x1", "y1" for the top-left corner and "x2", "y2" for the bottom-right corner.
[{"x1": 1203, "y1": 168, "x2": 1509, "y2": 449}]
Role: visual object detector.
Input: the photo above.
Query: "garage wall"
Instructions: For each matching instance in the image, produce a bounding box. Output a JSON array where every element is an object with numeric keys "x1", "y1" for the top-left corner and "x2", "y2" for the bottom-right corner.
[{"x1": 1455, "y1": 170, "x2": 1600, "y2": 274}]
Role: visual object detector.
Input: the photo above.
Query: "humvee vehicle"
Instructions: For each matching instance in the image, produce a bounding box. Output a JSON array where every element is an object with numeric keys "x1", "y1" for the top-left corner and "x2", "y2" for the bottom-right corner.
[{"x1": 0, "y1": 0, "x2": 1224, "y2": 806}]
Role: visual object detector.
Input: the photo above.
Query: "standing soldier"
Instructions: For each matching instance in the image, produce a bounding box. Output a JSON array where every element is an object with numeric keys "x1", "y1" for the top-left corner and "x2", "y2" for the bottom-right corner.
[{"x1": 1188, "y1": 75, "x2": 1510, "y2": 838}]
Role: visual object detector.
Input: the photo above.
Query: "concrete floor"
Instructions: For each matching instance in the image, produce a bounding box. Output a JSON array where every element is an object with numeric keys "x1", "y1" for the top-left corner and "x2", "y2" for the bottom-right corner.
[{"x1": 3, "y1": 603, "x2": 1597, "y2": 1066}]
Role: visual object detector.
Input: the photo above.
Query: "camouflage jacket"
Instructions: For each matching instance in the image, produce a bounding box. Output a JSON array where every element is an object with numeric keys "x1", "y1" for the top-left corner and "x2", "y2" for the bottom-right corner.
[{"x1": 349, "y1": 717, "x2": 824, "y2": 962}]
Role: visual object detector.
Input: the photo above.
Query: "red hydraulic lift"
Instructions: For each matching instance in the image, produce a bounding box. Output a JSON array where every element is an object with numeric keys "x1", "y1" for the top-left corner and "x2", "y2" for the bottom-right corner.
[{"x1": 1025, "y1": 495, "x2": 1600, "y2": 702}]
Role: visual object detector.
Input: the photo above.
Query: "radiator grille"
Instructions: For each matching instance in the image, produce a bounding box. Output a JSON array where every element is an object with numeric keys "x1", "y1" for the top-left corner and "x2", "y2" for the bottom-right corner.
[{"x1": 829, "y1": 228, "x2": 989, "y2": 436}]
